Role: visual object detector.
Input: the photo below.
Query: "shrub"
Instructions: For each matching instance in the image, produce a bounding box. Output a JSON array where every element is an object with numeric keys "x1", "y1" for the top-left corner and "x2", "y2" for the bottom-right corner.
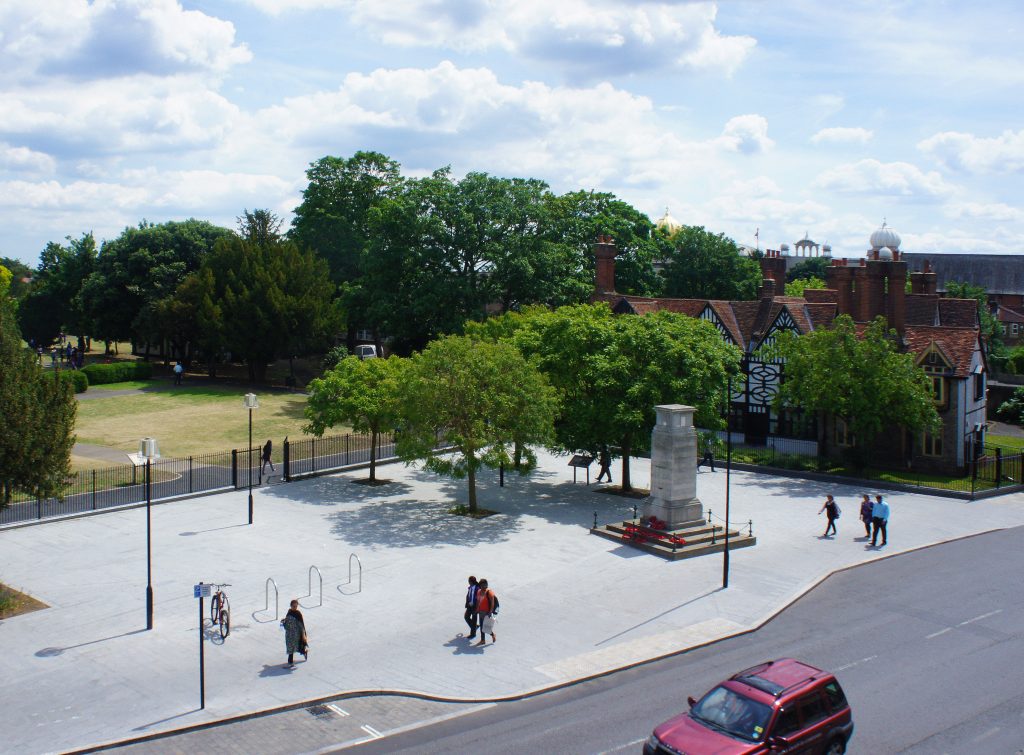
[
  {"x1": 39, "y1": 369, "x2": 88, "y2": 393},
  {"x1": 997, "y1": 386, "x2": 1024, "y2": 424},
  {"x1": 81, "y1": 361, "x2": 153, "y2": 385}
]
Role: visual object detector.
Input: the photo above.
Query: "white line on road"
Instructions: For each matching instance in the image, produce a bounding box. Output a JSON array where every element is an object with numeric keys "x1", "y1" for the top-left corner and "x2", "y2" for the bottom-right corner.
[
  {"x1": 598, "y1": 736, "x2": 648, "y2": 754},
  {"x1": 835, "y1": 655, "x2": 877, "y2": 672},
  {"x1": 326, "y1": 704, "x2": 348, "y2": 717},
  {"x1": 360, "y1": 724, "x2": 383, "y2": 739},
  {"x1": 958, "y1": 609, "x2": 1002, "y2": 626},
  {"x1": 972, "y1": 725, "x2": 1001, "y2": 742},
  {"x1": 926, "y1": 627, "x2": 952, "y2": 639}
]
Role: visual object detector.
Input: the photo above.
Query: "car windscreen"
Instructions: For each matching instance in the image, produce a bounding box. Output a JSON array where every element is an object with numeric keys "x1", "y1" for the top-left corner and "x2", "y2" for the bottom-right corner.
[{"x1": 691, "y1": 685, "x2": 773, "y2": 742}]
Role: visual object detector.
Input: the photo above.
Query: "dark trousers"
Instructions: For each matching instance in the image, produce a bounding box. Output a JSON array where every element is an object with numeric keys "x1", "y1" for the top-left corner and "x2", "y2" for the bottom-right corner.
[
  {"x1": 862, "y1": 517, "x2": 872, "y2": 536},
  {"x1": 697, "y1": 454, "x2": 715, "y2": 472},
  {"x1": 464, "y1": 606, "x2": 477, "y2": 636},
  {"x1": 596, "y1": 465, "x2": 612, "y2": 482},
  {"x1": 871, "y1": 517, "x2": 887, "y2": 546},
  {"x1": 823, "y1": 516, "x2": 837, "y2": 536}
]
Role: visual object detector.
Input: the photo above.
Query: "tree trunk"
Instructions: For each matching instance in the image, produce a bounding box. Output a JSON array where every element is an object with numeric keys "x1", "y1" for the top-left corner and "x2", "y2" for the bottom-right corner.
[
  {"x1": 467, "y1": 452, "x2": 477, "y2": 513},
  {"x1": 513, "y1": 441, "x2": 523, "y2": 470},
  {"x1": 369, "y1": 428, "x2": 378, "y2": 482},
  {"x1": 620, "y1": 436, "x2": 633, "y2": 491}
]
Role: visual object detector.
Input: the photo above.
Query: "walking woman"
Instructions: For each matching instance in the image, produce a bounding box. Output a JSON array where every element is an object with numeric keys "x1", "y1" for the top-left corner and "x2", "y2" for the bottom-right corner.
[
  {"x1": 859, "y1": 494, "x2": 873, "y2": 537},
  {"x1": 281, "y1": 599, "x2": 308, "y2": 668},
  {"x1": 818, "y1": 495, "x2": 840, "y2": 537}
]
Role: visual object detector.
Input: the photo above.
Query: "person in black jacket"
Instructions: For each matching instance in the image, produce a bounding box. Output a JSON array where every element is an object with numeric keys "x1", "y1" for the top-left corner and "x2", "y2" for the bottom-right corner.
[{"x1": 464, "y1": 576, "x2": 479, "y2": 640}]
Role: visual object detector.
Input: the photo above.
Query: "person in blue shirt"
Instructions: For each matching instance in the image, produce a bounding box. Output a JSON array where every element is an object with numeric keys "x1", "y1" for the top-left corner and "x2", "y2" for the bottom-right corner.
[{"x1": 871, "y1": 494, "x2": 890, "y2": 546}]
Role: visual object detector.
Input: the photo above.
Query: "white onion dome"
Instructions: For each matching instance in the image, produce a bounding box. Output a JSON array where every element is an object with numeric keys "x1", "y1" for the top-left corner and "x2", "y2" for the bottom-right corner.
[
  {"x1": 822, "y1": 243, "x2": 832, "y2": 254},
  {"x1": 655, "y1": 207, "x2": 682, "y2": 234},
  {"x1": 780, "y1": 243, "x2": 790, "y2": 253},
  {"x1": 869, "y1": 221, "x2": 901, "y2": 252}
]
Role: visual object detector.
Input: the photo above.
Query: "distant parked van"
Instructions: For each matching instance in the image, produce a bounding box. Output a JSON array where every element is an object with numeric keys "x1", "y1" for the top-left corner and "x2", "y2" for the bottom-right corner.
[{"x1": 354, "y1": 344, "x2": 379, "y2": 360}]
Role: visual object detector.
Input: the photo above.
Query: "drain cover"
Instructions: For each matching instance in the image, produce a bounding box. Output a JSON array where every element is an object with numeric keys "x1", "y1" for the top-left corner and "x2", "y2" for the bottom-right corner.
[{"x1": 306, "y1": 705, "x2": 333, "y2": 718}]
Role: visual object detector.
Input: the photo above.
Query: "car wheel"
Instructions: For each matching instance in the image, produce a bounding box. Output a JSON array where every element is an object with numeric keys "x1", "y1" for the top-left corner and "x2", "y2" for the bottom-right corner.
[{"x1": 825, "y1": 739, "x2": 845, "y2": 755}]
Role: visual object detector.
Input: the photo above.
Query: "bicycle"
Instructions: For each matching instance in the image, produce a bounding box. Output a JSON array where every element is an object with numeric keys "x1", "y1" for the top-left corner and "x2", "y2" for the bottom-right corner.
[{"x1": 209, "y1": 583, "x2": 231, "y2": 639}]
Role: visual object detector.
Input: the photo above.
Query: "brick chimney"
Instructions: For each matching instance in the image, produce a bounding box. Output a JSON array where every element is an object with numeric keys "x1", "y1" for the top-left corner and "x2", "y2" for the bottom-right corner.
[
  {"x1": 759, "y1": 276, "x2": 776, "y2": 299},
  {"x1": 824, "y1": 259, "x2": 855, "y2": 318},
  {"x1": 910, "y1": 260, "x2": 938, "y2": 295},
  {"x1": 885, "y1": 259, "x2": 907, "y2": 334},
  {"x1": 759, "y1": 249, "x2": 788, "y2": 289},
  {"x1": 593, "y1": 235, "x2": 618, "y2": 296}
]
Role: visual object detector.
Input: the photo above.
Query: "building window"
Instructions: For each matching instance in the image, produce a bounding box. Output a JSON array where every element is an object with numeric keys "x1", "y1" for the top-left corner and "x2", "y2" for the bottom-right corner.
[
  {"x1": 1013, "y1": 323, "x2": 1020, "y2": 336},
  {"x1": 922, "y1": 431, "x2": 943, "y2": 457},
  {"x1": 974, "y1": 370, "x2": 985, "y2": 401},
  {"x1": 355, "y1": 329, "x2": 374, "y2": 341},
  {"x1": 834, "y1": 418, "x2": 854, "y2": 447},
  {"x1": 930, "y1": 376, "x2": 945, "y2": 404}
]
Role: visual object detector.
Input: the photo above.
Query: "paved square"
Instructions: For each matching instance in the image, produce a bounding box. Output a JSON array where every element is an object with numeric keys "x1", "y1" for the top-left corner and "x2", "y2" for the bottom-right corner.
[{"x1": 2, "y1": 451, "x2": 1023, "y2": 753}]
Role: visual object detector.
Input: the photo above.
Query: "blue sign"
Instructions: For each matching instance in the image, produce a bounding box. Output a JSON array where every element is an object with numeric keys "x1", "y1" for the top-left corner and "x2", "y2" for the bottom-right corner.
[{"x1": 194, "y1": 584, "x2": 211, "y2": 598}]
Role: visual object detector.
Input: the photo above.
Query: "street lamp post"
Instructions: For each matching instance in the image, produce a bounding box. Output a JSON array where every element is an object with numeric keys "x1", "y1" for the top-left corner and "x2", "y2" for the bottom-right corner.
[
  {"x1": 140, "y1": 437, "x2": 160, "y2": 629},
  {"x1": 723, "y1": 372, "x2": 733, "y2": 590},
  {"x1": 244, "y1": 393, "x2": 259, "y2": 525}
]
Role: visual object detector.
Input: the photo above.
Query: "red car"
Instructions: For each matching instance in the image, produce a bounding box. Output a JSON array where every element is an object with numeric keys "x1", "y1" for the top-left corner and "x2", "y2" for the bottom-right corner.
[{"x1": 643, "y1": 658, "x2": 854, "y2": 754}]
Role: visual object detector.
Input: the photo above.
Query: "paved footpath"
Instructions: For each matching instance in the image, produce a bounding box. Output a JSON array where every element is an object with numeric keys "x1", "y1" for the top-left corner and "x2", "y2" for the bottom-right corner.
[{"x1": 2, "y1": 450, "x2": 1024, "y2": 754}]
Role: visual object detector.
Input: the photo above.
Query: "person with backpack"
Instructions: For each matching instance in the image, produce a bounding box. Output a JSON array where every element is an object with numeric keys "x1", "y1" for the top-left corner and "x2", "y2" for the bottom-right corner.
[
  {"x1": 475, "y1": 578, "x2": 499, "y2": 646},
  {"x1": 818, "y1": 494, "x2": 840, "y2": 537}
]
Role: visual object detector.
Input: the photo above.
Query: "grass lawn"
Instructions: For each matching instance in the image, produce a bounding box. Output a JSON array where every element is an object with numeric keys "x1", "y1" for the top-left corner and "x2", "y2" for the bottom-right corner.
[
  {"x1": 987, "y1": 434, "x2": 1024, "y2": 452},
  {"x1": 74, "y1": 385, "x2": 334, "y2": 458},
  {"x1": 89, "y1": 380, "x2": 153, "y2": 391}
]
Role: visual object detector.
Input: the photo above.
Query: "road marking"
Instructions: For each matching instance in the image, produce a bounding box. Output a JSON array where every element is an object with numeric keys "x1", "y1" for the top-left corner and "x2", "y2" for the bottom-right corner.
[
  {"x1": 835, "y1": 655, "x2": 877, "y2": 672},
  {"x1": 598, "y1": 736, "x2": 648, "y2": 754},
  {"x1": 325, "y1": 704, "x2": 348, "y2": 717},
  {"x1": 360, "y1": 724, "x2": 383, "y2": 739},
  {"x1": 973, "y1": 726, "x2": 1001, "y2": 742},
  {"x1": 926, "y1": 627, "x2": 952, "y2": 639},
  {"x1": 958, "y1": 609, "x2": 1002, "y2": 626}
]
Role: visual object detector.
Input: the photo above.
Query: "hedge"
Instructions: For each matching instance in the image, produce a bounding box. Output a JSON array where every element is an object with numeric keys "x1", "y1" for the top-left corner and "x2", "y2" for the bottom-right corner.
[
  {"x1": 81, "y1": 361, "x2": 153, "y2": 385},
  {"x1": 43, "y1": 369, "x2": 89, "y2": 393}
]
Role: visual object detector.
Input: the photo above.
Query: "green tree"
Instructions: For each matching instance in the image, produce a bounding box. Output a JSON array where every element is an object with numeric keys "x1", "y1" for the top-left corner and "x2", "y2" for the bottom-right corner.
[
  {"x1": 660, "y1": 225, "x2": 761, "y2": 300},
  {"x1": 0, "y1": 256, "x2": 34, "y2": 300},
  {"x1": 0, "y1": 288, "x2": 76, "y2": 506},
  {"x1": 786, "y1": 256, "x2": 831, "y2": 282},
  {"x1": 396, "y1": 335, "x2": 557, "y2": 513},
  {"x1": 305, "y1": 355, "x2": 408, "y2": 481},
  {"x1": 237, "y1": 209, "x2": 283, "y2": 246},
  {"x1": 201, "y1": 237, "x2": 339, "y2": 382},
  {"x1": 18, "y1": 234, "x2": 96, "y2": 348},
  {"x1": 785, "y1": 276, "x2": 826, "y2": 297},
  {"x1": 80, "y1": 219, "x2": 233, "y2": 350},
  {"x1": 769, "y1": 315, "x2": 940, "y2": 467},
  {"x1": 540, "y1": 190, "x2": 664, "y2": 298},
  {"x1": 508, "y1": 304, "x2": 739, "y2": 490}
]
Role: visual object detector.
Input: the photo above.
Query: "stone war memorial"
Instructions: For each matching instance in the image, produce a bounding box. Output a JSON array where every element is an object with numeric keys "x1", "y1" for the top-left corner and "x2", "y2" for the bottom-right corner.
[{"x1": 592, "y1": 404, "x2": 756, "y2": 559}]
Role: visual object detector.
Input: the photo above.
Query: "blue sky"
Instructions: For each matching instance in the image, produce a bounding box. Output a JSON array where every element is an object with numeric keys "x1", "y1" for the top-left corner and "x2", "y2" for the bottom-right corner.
[{"x1": 2, "y1": 0, "x2": 1022, "y2": 266}]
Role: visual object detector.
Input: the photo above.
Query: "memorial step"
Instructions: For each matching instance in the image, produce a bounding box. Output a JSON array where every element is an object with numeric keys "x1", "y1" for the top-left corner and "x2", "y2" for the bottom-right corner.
[{"x1": 591, "y1": 519, "x2": 757, "y2": 561}]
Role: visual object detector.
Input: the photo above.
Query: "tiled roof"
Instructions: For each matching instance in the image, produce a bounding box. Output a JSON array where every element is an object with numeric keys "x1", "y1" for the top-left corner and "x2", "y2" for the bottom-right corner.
[
  {"x1": 902, "y1": 253, "x2": 1024, "y2": 296},
  {"x1": 803, "y1": 288, "x2": 838, "y2": 304},
  {"x1": 903, "y1": 326, "x2": 980, "y2": 378},
  {"x1": 997, "y1": 306, "x2": 1024, "y2": 324},
  {"x1": 905, "y1": 294, "x2": 939, "y2": 326},
  {"x1": 936, "y1": 298, "x2": 978, "y2": 327}
]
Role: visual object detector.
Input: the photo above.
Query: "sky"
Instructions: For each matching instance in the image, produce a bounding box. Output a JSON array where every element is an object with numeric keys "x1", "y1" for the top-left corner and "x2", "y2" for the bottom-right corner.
[{"x1": 1, "y1": 0, "x2": 1022, "y2": 267}]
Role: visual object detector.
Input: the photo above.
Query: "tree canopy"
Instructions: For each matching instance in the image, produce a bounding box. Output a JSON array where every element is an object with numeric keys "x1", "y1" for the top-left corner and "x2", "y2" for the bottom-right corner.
[
  {"x1": 493, "y1": 304, "x2": 740, "y2": 490},
  {"x1": 0, "y1": 290, "x2": 76, "y2": 506},
  {"x1": 305, "y1": 355, "x2": 408, "y2": 481},
  {"x1": 768, "y1": 315, "x2": 940, "y2": 466},
  {"x1": 659, "y1": 225, "x2": 761, "y2": 300},
  {"x1": 396, "y1": 335, "x2": 557, "y2": 512}
]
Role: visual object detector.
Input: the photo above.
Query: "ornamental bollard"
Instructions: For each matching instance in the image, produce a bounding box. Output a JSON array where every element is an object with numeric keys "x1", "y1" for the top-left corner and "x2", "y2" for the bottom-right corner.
[
  {"x1": 709, "y1": 509, "x2": 715, "y2": 544},
  {"x1": 593, "y1": 511, "x2": 598, "y2": 529},
  {"x1": 748, "y1": 520, "x2": 753, "y2": 537},
  {"x1": 632, "y1": 502, "x2": 638, "y2": 522}
]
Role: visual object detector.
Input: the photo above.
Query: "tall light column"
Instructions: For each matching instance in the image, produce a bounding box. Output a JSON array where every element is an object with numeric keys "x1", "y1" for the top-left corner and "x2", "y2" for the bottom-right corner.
[
  {"x1": 244, "y1": 393, "x2": 259, "y2": 525},
  {"x1": 140, "y1": 437, "x2": 160, "y2": 629}
]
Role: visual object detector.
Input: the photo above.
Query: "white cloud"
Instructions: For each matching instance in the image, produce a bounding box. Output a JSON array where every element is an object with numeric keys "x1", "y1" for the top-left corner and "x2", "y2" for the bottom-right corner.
[
  {"x1": 918, "y1": 129, "x2": 1024, "y2": 174},
  {"x1": 814, "y1": 159, "x2": 954, "y2": 198},
  {"x1": 241, "y1": 0, "x2": 755, "y2": 78},
  {"x1": 944, "y1": 201, "x2": 1024, "y2": 223},
  {"x1": 0, "y1": 0, "x2": 250, "y2": 82},
  {"x1": 0, "y1": 143, "x2": 56, "y2": 174},
  {"x1": 811, "y1": 127, "x2": 873, "y2": 145},
  {"x1": 716, "y1": 114, "x2": 774, "y2": 154}
]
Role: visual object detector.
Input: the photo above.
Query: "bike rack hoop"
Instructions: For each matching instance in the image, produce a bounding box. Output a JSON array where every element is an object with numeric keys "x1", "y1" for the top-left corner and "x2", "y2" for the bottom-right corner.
[
  {"x1": 337, "y1": 553, "x2": 362, "y2": 596},
  {"x1": 264, "y1": 577, "x2": 279, "y2": 620},
  {"x1": 303, "y1": 566, "x2": 323, "y2": 608}
]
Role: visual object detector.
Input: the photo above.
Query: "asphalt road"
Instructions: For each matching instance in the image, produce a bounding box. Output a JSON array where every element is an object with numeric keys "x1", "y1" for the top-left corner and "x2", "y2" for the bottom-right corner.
[{"x1": 344, "y1": 526, "x2": 1024, "y2": 755}]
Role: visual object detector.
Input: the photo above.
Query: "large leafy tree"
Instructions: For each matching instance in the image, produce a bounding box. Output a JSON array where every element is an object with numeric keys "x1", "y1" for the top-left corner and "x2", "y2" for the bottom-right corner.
[
  {"x1": 0, "y1": 256, "x2": 34, "y2": 300},
  {"x1": 396, "y1": 335, "x2": 557, "y2": 513},
  {"x1": 660, "y1": 225, "x2": 761, "y2": 300},
  {"x1": 787, "y1": 256, "x2": 831, "y2": 282},
  {"x1": 18, "y1": 234, "x2": 96, "y2": 348},
  {"x1": 508, "y1": 304, "x2": 740, "y2": 491},
  {"x1": 80, "y1": 219, "x2": 233, "y2": 349},
  {"x1": 305, "y1": 355, "x2": 408, "y2": 481},
  {"x1": 540, "y1": 190, "x2": 664, "y2": 299},
  {"x1": 0, "y1": 278, "x2": 76, "y2": 506},
  {"x1": 201, "y1": 237, "x2": 340, "y2": 382},
  {"x1": 769, "y1": 315, "x2": 940, "y2": 466},
  {"x1": 945, "y1": 280, "x2": 1001, "y2": 351}
]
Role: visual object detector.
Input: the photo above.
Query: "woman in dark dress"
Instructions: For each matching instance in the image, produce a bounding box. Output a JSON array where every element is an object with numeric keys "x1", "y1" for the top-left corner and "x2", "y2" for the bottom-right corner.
[{"x1": 281, "y1": 600, "x2": 308, "y2": 668}]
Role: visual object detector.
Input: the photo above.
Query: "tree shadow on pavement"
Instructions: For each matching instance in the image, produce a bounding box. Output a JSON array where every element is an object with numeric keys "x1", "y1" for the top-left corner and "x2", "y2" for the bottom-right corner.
[{"x1": 262, "y1": 475, "x2": 415, "y2": 506}]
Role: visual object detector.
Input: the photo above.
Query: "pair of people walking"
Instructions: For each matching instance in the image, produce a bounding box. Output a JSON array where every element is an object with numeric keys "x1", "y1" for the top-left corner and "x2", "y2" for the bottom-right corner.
[
  {"x1": 464, "y1": 576, "x2": 498, "y2": 646},
  {"x1": 281, "y1": 599, "x2": 308, "y2": 668},
  {"x1": 820, "y1": 492, "x2": 890, "y2": 545}
]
